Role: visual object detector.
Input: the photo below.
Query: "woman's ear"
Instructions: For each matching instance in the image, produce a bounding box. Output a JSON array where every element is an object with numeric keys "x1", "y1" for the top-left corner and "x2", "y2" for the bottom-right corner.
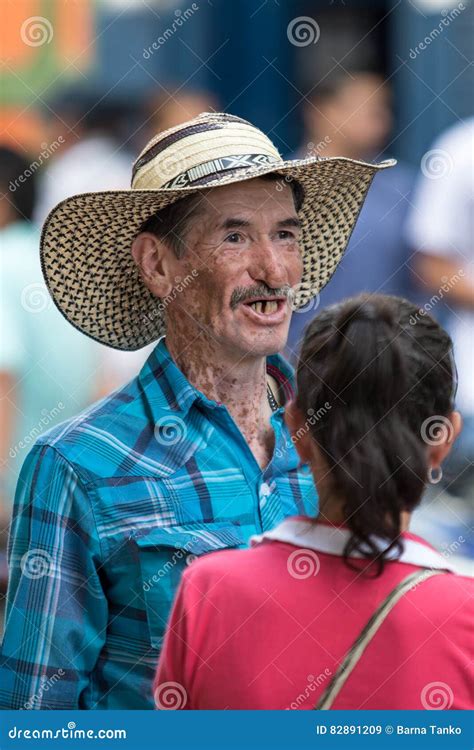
[
  {"x1": 131, "y1": 233, "x2": 175, "y2": 299},
  {"x1": 284, "y1": 400, "x2": 315, "y2": 465},
  {"x1": 428, "y1": 410, "x2": 463, "y2": 470}
]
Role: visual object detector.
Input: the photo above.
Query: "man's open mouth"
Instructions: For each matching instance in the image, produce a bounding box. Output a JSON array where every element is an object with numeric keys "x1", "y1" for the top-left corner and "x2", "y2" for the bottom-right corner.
[
  {"x1": 239, "y1": 297, "x2": 289, "y2": 326},
  {"x1": 246, "y1": 299, "x2": 281, "y2": 314}
]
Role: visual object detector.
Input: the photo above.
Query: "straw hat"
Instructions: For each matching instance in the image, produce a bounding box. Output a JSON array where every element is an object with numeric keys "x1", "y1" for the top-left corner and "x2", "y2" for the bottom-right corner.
[{"x1": 40, "y1": 111, "x2": 395, "y2": 351}]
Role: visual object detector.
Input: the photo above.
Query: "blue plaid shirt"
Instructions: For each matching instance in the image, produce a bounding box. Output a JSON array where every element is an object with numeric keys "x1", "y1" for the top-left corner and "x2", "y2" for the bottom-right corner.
[{"x1": 0, "y1": 339, "x2": 318, "y2": 710}]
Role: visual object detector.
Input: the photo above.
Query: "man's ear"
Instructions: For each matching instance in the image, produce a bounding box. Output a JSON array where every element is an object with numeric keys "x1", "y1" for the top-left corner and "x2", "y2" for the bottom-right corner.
[
  {"x1": 284, "y1": 400, "x2": 314, "y2": 465},
  {"x1": 131, "y1": 232, "x2": 175, "y2": 299},
  {"x1": 428, "y1": 410, "x2": 463, "y2": 471}
]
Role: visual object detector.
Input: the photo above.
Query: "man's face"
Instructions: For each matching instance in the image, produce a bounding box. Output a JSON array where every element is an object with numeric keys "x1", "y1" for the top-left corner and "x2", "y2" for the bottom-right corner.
[{"x1": 165, "y1": 178, "x2": 304, "y2": 359}]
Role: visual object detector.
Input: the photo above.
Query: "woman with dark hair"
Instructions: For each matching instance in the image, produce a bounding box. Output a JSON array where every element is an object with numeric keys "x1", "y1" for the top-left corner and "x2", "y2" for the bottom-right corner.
[{"x1": 155, "y1": 294, "x2": 472, "y2": 710}]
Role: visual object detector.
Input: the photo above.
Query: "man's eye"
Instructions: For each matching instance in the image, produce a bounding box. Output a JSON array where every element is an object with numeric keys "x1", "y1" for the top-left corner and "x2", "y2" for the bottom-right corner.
[
  {"x1": 225, "y1": 233, "x2": 244, "y2": 243},
  {"x1": 277, "y1": 230, "x2": 295, "y2": 240}
]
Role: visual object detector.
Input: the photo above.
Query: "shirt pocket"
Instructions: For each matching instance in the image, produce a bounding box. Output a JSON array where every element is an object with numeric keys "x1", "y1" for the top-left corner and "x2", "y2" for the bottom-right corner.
[{"x1": 134, "y1": 523, "x2": 245, "y2": 650}]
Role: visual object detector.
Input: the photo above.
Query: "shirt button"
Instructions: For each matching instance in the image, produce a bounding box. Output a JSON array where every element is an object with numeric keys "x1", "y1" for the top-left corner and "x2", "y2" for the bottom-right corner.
[{"x1": 260, "y1": 482, "x2": 272, "y2": 507}]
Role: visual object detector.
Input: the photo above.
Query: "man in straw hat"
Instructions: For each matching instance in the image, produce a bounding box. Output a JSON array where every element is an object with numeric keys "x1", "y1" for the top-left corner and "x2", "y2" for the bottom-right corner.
[{"x1": 1, "y1": 112, "x2": 394, "y2": 709}]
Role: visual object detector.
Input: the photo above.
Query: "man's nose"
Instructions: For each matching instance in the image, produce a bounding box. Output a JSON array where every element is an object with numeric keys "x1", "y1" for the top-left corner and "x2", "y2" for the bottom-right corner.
[{"x1": 249, "y1": 237, "x2": 287, "y2": 288}]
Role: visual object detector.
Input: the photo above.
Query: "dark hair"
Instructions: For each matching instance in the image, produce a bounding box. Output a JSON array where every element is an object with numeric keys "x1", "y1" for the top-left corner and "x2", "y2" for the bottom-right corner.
[
  {"x1": 307, "y1": 69, "x2": 386, "y2": 106},
  {"x1": 0, "y1": 146, "x2": 37, "y2": 221},
  {"x1": 137, "y1": 173, "x2": 305, "y2": 259},
  {"x1": 44, "y1": 88, "x2": 134, "y2": 141},
  {"x1": 296, "y1": 293, "x2": 456, "y2": 575}
]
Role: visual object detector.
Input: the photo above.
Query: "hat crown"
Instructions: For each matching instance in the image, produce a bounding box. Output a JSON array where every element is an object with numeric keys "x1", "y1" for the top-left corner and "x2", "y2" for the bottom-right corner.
[{"x1": 131, "y1": 111, "x2": 282, "y2": 191}]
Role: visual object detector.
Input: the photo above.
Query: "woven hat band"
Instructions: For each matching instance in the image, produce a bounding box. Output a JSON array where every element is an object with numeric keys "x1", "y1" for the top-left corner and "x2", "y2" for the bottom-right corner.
[{"x1": 132, "y1": 123, "x2": 281, "y2": 190}]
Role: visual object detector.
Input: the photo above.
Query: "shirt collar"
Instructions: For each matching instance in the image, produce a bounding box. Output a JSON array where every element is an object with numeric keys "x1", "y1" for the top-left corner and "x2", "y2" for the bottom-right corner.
[
  {"x1": 251, "y1": 516, "x2": 459, "y2": 573},
  {"x1": 137, "y1": 336, "x2": 295, "y2": 425}
]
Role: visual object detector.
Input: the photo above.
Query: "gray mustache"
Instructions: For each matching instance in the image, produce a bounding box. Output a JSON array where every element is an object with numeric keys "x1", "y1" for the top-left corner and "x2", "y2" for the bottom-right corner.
[{"x1": 230, "y1": 284, "x2": 293, "y2": 309}]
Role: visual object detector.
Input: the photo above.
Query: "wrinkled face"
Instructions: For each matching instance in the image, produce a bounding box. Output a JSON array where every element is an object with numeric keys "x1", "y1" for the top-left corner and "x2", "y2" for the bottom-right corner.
[{"x1": 166, "y1": 178, "x2": 304, "y2": 359}]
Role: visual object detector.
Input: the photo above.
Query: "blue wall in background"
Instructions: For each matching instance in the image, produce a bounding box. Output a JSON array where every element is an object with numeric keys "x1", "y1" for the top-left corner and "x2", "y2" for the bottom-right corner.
[
  {"x1": 91, "y1": 0, "x2": 473, "y2": 165},
  {"x1": 391, "y1": 0, "x2": 473, "y2": 164}
]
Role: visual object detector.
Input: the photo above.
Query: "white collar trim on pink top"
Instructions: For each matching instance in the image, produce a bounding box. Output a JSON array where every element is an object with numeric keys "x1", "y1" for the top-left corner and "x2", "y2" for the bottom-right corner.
[{"x1": 251, "y1": 517, "x2": 459, "y2": 573}]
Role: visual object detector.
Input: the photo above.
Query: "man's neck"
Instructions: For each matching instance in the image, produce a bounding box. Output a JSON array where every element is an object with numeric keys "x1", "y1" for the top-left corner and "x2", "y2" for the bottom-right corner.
[{"x1": 165, "y1": 332, "x2": 277, "y2": 469}]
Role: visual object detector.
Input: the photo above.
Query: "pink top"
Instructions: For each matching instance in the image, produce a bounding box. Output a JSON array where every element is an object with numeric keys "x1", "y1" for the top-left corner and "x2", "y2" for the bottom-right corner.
[{"x1": 155, "y1": 517, "x2": 473, "y2": 710}]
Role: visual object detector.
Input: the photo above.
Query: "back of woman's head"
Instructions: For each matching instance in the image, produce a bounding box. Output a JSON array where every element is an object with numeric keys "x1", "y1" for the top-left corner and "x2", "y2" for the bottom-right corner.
[{"x1": 296, "y1": 293, "x2": 456, "y2": 573}]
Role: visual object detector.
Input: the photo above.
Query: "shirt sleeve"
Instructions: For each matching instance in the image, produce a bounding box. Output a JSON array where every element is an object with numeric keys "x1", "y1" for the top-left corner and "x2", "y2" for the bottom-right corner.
[{"x1": 0, "y1": 443, "x2": 108, "y2": 709}]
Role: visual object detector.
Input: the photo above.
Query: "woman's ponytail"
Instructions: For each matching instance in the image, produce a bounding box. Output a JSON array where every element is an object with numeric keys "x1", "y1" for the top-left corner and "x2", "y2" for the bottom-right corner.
[{"x1": 296, "y1": 294, "x2": 455, "y2": 574}]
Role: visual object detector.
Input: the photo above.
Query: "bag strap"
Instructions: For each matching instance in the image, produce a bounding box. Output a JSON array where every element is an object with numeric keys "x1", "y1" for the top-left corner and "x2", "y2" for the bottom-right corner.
[{"x1": 314, "y1": 568, "x2": 448, "y2": 710}]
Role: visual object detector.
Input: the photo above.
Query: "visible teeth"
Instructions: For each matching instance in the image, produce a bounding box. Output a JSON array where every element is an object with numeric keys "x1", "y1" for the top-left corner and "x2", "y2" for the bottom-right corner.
[{"x1": 250, "y1": 300, "x2": 279, "y2": 314}]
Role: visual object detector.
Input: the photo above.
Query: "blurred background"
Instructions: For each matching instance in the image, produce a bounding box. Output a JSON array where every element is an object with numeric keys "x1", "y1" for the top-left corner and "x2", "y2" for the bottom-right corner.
[{"x1": 1, "y1": 0, "x2": 473, "y2": 630}]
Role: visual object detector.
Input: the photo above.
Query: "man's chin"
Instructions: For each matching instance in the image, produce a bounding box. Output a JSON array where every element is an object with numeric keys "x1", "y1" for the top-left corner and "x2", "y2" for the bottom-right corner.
[{"x1": 231, "y1": 326, "x2": 289, "y2": 358}]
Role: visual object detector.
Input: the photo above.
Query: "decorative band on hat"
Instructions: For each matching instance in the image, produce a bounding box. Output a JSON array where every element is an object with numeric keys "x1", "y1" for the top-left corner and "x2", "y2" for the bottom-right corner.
[
  {"x1": 161, "y1": 153, "x2": 280, "y2": 189},
  {"x1": 132, "y1": 121, "x2": 225, "y2": 181}
]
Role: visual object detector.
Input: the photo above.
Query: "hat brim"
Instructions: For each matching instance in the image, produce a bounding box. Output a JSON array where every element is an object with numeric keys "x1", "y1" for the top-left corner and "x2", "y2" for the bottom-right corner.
[{"x1": 40, "y1": 155, "x2": 395, "y2": 351}]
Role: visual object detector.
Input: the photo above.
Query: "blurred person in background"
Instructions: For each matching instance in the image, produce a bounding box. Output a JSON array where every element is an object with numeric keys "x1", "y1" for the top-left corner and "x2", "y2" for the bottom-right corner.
[
  {"x1": 406, "y1": 118, "x2": 474, "y2": 507},
  {"x1": 34, "y1": 91, "x2": 155, "y2": 394},
  {"x1": 34, "y1": 92, "x2": 134, "y2": 226},
  {"x1": 0, "y1": 146, "x2": 100, "y2": 588},
  {"x1": 139, "y1": 88, "x2": 219, "y2": 150},
  {"x1": 156, "y1": 294, "x2": 471, "y2": 710},
  {"x1": 287, "y1": 70, "x2": 415, "y2": 361}
]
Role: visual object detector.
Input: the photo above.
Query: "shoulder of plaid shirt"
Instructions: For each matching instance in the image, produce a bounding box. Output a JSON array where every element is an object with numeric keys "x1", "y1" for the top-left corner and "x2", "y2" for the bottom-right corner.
[{"x1": 0, "y1": 337, "x2": 318, "y2": 710}]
